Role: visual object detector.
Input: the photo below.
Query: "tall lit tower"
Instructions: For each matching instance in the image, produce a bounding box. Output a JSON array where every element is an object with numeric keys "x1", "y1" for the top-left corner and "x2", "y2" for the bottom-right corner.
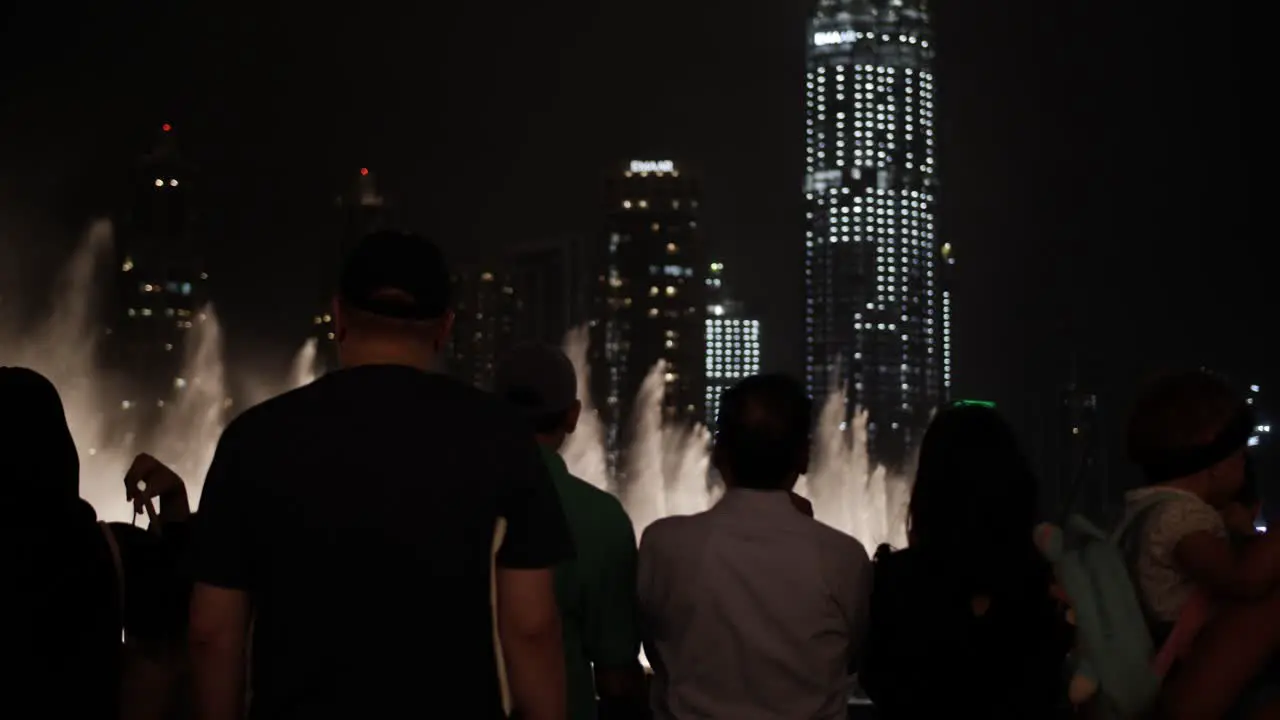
[
  {"x1": 108, "y1": 122, "x2": 210, "y2": 436},
  {"x1": 803, "y1": 0, "x2": 944, "y2": 467}
]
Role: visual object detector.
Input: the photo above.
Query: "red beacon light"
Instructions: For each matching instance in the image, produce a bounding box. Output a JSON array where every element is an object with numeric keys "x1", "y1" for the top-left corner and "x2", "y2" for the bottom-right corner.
[
  {"x1": 360, "y1": 167, "x2": 369, "y2": 176},
  {"x1": 162, "y1": 123, "x2": 172, "y2": 132}
]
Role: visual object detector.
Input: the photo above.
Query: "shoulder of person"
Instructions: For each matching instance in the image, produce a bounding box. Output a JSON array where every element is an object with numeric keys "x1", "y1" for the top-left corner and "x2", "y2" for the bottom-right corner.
[
  {"x1": 1148, "y1": 491, "x2": 1223, "y2": 530},
  {"x1": 808, "y1": 517, "x2": 871, "y2": 559},
  {"x1": 638, "y1": 513, "x2": 694, "y2": 549},
  {"x1": 569, "y1": 475, "x2": 625, "y2": 512}
]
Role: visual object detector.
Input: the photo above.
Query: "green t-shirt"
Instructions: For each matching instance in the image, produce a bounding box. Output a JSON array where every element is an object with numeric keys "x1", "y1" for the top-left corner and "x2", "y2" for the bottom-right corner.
[{"x1": 539, "y1": 446, "x2": 639, "y2": 720}]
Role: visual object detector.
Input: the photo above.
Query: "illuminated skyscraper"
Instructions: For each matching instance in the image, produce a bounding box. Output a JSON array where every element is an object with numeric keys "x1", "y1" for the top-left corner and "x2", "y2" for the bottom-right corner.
[
  {"x1": 705, "y1": 262, "x2": 761, "y2": 430},
  {"x1": 448, "y1": 264, "x2": 517, "y2": 390},
  {"x1": 312, "y1": 167, "x2": 388, "y2": 370},
  {"x1": 107, "y1": 123, "x2": 211, "y2": 435},
  {"x1": 803, "y1": 0, "x2": 946, "y2": 466},
  {"x1": 505, "y1": 236, "x2": 598, "y2": 348},
  {"x1": 594, "y1": 160, "x2": 706, "y2": 463}
]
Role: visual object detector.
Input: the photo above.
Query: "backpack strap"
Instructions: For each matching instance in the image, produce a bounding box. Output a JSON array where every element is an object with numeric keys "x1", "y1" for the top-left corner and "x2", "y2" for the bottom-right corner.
[
  {"x1": 1109, "y1": 489, "x2": 1187, "y2": 545},
  {"x1": 99, "y1": 521, "x2": 125, "y2": 631},
  {"x1": 491, "y1": 518, "x2": 511, "y2": 717}
]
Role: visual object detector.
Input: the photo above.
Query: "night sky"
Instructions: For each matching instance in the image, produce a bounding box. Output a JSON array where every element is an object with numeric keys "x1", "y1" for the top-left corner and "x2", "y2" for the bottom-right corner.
[{"x1": 1, "y1": 2, "x2": 1272, "y2": 485}]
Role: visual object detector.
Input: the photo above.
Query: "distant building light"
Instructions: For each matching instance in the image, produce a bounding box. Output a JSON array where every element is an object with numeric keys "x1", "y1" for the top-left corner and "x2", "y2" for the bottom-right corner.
[
  {"x1": 954, "y1": 399, "x2": 996, "y2": 409},
  {"x1": 170, "y1": 179, "x2": 179, "y2": 187},
  {"x1": 360, "y1": 167, "x2": 369, "y2": 176},
  {"x1": 154, "y1": 178, "x2": 164, "y2": 187},
  {"x1": 1252, "y1": 384, "x2": 1261, "y2": 393},
  {"x1": 162, "y1": 123, "x2": 172, "y2": 132},
  {"x1": 629, "y1": 160, "x2": 675, "y2": 174}
]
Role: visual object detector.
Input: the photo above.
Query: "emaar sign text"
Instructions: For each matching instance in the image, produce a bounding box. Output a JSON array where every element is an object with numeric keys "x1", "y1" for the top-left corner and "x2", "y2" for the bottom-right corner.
[
  {"x1": 813, "y1": 30, "x2": 856, "y2": 47},
  {"x1": 630, "y1": 160, "x2": 675, "y2": 173}
]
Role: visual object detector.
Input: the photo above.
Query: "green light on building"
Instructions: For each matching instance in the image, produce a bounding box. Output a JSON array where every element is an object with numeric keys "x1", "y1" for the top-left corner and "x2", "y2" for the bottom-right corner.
[{"x1": 953, "y1": 399, "x2": 996, "y2": 409}]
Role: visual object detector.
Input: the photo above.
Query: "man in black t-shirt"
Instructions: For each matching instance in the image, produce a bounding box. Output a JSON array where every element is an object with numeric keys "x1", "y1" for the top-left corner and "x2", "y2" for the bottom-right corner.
[{"x1": 189, "y1": 231, "x2": 574, "y2": 720}]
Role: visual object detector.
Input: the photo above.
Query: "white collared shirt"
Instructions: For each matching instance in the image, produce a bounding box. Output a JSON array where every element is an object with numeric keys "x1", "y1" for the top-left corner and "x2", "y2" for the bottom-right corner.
[{"x1": 638, "y1": 489, "x2": 873, "y2": 720}]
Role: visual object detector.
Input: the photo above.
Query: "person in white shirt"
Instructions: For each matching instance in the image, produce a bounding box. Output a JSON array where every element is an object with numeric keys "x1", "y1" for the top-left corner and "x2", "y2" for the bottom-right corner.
[{"x1": 637, "y1": 374, "x2": 872, "y2": 720}]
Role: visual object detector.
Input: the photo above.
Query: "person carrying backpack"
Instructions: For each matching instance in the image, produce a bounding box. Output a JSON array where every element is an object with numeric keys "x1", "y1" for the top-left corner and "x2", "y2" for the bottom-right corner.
[{"x1": 1038, "y1": 370, "x2": 1280, "y2": 718}]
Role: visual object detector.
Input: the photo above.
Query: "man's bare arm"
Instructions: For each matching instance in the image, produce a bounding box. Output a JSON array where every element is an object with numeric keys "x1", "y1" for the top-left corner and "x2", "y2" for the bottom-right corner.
[
  {"x1": 497, "y1": 567, "x2": 566, "y2": 720},
  {"x1": 190, "y1": 583, "x2": 251, "y2": 720}
]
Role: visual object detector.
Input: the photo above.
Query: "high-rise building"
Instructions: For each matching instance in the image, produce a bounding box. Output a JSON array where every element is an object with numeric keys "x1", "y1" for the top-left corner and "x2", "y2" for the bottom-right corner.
[
  {"x1": 1046, "y1": 382, "x2": 1107, "y2": 520},
  {"x1": 311, "y1": 168, "x2": 388, "y2": 370},
  {"x1": 803, "y1": 0, "x2": 944, "y2": 467},
  {"x1": 107, "y1": 123, "x2": 211, "y2": 436},
  {"x1": 506, "y1": 236, "x2": 598, "y2": 348},
  {"x1": 1248, "y1": 383, "x2": 1273, "y2": 529},
  {"x1": 704, "y1": 262, "x2": 761, "y2": 430},
  {"x1": 448, "y1": 264, "x2": 518, "y2": 390},
  {"x1": 593, "y1": 160, "x2": 707, "y2": 461}
]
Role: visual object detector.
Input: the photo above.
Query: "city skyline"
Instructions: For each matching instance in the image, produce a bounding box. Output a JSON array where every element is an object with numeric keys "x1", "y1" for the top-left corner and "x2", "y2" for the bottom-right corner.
[{"x1": 2, "y1": 0, "x2": 1274, "y2": 500}]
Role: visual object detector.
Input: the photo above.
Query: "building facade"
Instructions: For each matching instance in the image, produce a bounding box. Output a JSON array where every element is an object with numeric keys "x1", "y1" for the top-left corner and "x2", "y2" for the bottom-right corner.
[
  {"x1": 705, "y1": 262, "x2": 761, "y2": 431},
  {"x1": 803, "y1": 0, "x2": 945, "y2": 467},
  {"x1": 1249, "y1": 383, "x2": 1273, "y2": 529},
  {"x1": 505, "y1": 236, "x2": 599, "y2": 349},
  {"x1": 448, "y1": 264, "x2": 518, "y2": 390},
  {"x1": 593, "y1": 160, "x2": 707, "y2": 460},
  {"x1": 106, "y1": 123, "x2": 210, "y2": 438},
  {"x1": 311, "y1": 167, "x2": 388, "y2": 371}
]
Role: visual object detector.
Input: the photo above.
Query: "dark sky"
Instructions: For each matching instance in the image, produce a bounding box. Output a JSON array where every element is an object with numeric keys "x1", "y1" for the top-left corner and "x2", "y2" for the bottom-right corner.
[{"x1": 1, "y1": 2, "x2": 1274, "y2": 481}]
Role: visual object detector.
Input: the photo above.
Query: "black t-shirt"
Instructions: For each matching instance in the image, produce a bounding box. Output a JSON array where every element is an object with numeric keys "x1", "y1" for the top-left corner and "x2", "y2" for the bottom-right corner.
[{"x1": 192, "y1": 365, "x2": 574, "y2": 719}]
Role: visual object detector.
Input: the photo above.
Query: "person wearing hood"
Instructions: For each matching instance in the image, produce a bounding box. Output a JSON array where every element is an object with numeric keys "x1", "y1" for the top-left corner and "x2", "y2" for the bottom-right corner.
[
  {"x1": 6, "y1": 367, "x2": 196, "y2": 720},
  {"x1": 6, "y1": 365, "x2": 122, "y2": 719}
]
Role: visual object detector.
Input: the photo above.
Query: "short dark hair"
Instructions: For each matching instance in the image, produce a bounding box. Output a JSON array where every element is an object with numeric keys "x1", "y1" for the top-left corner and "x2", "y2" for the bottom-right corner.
[
  {"x1": 338, "y1": 231, "x2": 451, "y2": 320},
  {"x1": 714, "y1": 374, "x2": 812, "y2": 490}
]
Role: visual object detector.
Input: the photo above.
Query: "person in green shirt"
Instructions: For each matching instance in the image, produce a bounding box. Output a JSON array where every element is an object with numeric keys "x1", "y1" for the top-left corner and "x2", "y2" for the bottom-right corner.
[{"x1": 496, "y1": 343, "x2": 648, "y2": 720}]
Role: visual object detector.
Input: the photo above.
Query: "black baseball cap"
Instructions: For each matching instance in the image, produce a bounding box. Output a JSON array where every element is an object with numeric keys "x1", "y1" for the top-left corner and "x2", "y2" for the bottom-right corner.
[
  {"x1": 496, "y1": 344, "x2": 578, "y2": 418},
  {"x1": 338, "y1": 230, "x2": 451, "y2": 320}
]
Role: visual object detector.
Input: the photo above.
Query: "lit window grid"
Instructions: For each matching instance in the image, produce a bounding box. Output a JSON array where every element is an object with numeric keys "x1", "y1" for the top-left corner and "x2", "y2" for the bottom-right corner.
[
  {"x1": 805, "y1": 62, "x2": 936, "y2": 178},
  {"x1": 803, "y1": 187, "x2": 940, "y2": 405},
  {"x1": 705, "y1": 317, "x2": 761, "y2": 421},
  {"x1": 942, "y1": 289, "x2": 952, "y2": 389}
]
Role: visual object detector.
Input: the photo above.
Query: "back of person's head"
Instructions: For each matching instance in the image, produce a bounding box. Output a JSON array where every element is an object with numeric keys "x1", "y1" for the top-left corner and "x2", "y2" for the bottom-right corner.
[
  {"x1": 333, "y1": 230, "x2": 453, "y2": 366},
  {"x1": 909, "y1": 404, "x2": 1040, "y2": 586},
  {"x1": 0, "y1": 367, "x2": 79, "y2": 510},
  {"x1": 1127, "y1": 370, "x2": 1251, "y2": 489},
  {"x1": 495, "y1": 343, "x2": 581, "y2": 447},
  {"x1": 713, "y1": 374, "x2": 812, "y2": 491}
]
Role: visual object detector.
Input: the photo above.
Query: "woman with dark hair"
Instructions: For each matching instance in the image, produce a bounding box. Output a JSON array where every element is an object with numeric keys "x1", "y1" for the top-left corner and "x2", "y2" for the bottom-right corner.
[
  {"x1": 7, "y1": 366, "x2": 123, "y2": 718},
  {"x1": 860, "y1": 404, "x2": 1072, "y2": 717},
  {"x1": 5, "y1": 367, "x2": 195, "y2": 720}
]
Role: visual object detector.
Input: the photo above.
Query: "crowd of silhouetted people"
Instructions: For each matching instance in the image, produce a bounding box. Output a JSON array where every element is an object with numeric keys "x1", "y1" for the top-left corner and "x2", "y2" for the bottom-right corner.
[{"x1": 11, "y1": 231, "x2": 1280, "y2": 719}]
